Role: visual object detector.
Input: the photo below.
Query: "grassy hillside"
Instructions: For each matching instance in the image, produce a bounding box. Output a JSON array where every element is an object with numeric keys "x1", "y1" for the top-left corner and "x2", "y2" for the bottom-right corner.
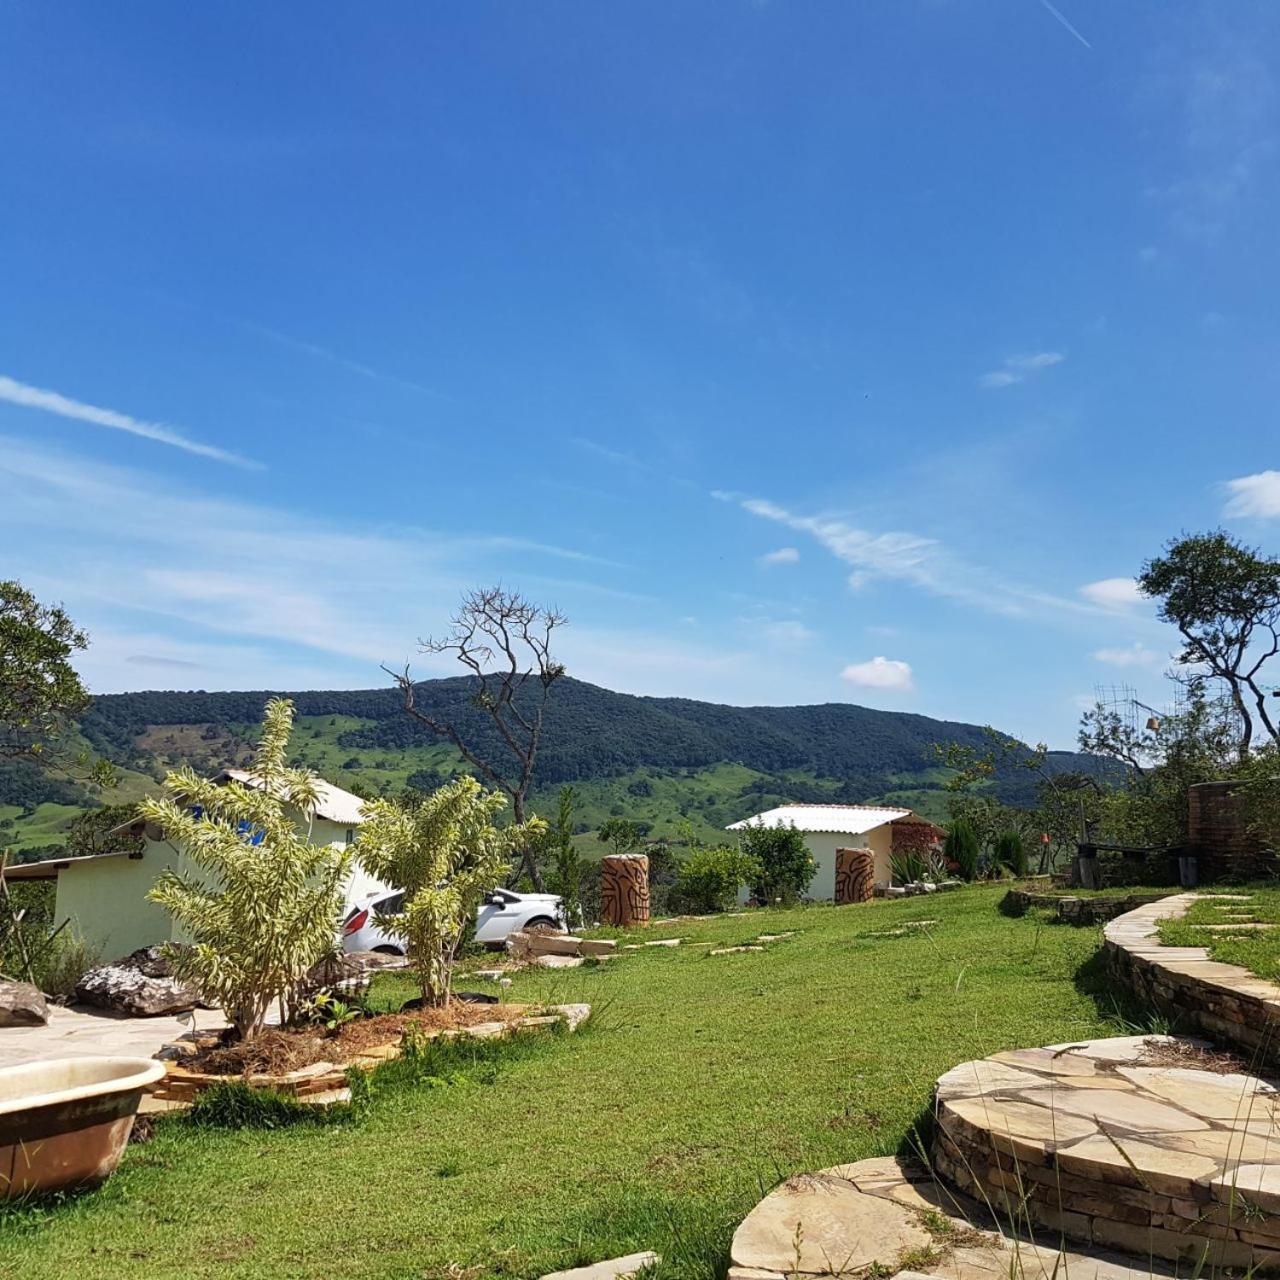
[{"x1": 2, "y1": 677, "x2": 1100, "y2": 856}]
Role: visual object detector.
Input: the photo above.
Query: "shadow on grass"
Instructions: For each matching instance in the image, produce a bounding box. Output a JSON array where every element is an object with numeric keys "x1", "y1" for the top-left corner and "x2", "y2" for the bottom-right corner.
[{"x1": 1072, "y1": 945, "x2": 1176, "y2": 1036}]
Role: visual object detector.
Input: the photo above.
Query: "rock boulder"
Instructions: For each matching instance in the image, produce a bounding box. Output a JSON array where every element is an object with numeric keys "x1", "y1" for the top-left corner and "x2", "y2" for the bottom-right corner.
[
  {"x1": 75, "y1": 946, "x2": 201, "y2": 1016},
  {"x1": 0, "y1": 979, "x2": 49, "y2": 1026}
]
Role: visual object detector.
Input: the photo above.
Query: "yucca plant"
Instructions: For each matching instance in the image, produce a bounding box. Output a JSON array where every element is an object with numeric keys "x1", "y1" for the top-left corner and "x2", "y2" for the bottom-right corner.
[
  {"x1": 356, "y1": 776, "x2": 544, "y2": 1007},
  {"x1": 142, "y1": 698, "x2": 352, "y2": 1042}
]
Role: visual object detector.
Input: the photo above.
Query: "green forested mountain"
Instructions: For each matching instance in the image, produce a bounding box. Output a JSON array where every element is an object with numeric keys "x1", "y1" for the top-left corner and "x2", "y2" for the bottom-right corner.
[{"x1": 2, "y1": 677, "x2": 1104, "y2": 858}]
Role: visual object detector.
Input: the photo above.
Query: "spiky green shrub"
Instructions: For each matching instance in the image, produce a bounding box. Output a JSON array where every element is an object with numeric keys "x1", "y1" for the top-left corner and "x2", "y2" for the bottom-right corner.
[
  {"x1": 357, "y1": 776, "x2": 543, "y2": 1006},
  {"x1": 992, "y1": 830, "x2": 1027, "y2": 878},
  {"x1": 890, "y1": 846, "x2": 946, "y2": 886},
  {"x1": 142, "y1": 699, "x2": 352, "y2": 1041},
  {"x1": 944, "y1": 817, "x2": 981, "y2": 882}
]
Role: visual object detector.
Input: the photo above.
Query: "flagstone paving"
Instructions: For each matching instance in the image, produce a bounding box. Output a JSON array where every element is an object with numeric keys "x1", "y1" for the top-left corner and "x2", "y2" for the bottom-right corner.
[
  {"x1": 934, "y1": 1033, "x2": 1280, "y2": 1270},
  {"x1": 731, "y1": 1036, "x2": 1280, "y2": 1277},
  {"x1": 1104, "y1": 892, "x2": 1280, "y2": 1069},
  {"x1": 729, "y1": 1153, "x2": 1183, "y2": 1280}
]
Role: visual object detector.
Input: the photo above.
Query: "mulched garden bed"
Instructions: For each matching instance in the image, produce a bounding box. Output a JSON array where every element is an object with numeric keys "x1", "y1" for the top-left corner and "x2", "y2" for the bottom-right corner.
[{"x1": 151, "y1": 1000, "x2": 580, "y2": 1105}]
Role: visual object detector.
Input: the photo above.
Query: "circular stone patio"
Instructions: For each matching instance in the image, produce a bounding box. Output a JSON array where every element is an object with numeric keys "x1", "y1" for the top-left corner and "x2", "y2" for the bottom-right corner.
[{"x1": 934, "y1": 1033, "x2": 1280, "y2": 1270}]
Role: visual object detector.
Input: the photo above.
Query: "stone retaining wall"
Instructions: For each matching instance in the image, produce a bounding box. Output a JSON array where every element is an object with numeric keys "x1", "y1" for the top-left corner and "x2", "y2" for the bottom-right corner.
[
  {"x1": 1002, "y1": 887, "x2": 1174, "y2": 925},
  {"x1": 1104, "y1": 893, "x2": 1280, "y2": 1067},
  {"x1": 932, "y1": 1036, "x2": 1280, "y2": 1270}
]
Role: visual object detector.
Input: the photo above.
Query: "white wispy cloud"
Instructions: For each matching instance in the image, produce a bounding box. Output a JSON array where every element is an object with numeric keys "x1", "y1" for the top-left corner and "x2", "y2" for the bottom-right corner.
[
  {"x1": 1079, "y1": 577, "x2": 1145, "y2": 611},
  {"x1": 758, "y1": 546, "x2": 800, "y2": 567},
  {"x1": 1093, "y1": 642, "x2": 1165, "y2": 668},
  {"x1": 0, "y1": 437, "x2": 785, "y2": 703},
  {"x1": 760, "y1": 619, "x2": 816, "y2": 646},
  {"x1": 1142, "y1": 40, "x2": 1276, "y2": 241},
  {"x1": 1223, "y1": 470, "x2": 1280, "y2": 519},
  {"x1": 978, "y1": 352, "x2": 1065, "y2": 390},
  {"x1": 243, "y1": 322, "x2": 452, "y2": 402},
  {"x1": 0, "y1": 373, "x2": 260, "y2": 469},
  {"x1": 841, "y1": 656, "x2": 914, "y2": 692},
  {"x1": 729, "y1": 492, "x2": 1088, "y2": 620}
]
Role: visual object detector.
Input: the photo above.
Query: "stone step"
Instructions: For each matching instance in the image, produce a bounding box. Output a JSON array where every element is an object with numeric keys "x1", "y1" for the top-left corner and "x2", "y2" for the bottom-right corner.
[
  {"x1": 932, "y1": 1033, "x2": 1280, "y2": 1271},
  {"x1": 729, "y1": 1153, "x2": 1182, "y2": 1280}
]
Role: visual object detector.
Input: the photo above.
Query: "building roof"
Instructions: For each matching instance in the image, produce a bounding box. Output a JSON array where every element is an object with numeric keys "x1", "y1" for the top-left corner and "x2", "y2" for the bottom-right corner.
[
  {"x1": 726, "y1": 803, "x2": 913, "y2": 835},
  {"x1": 220, "y1": 769, "x2": 367, "y2": 826},
  {"x1": 1, "y1": 848, "x2": 142, "y2": 880},
  {"x1": 107, "y1": 768, "x2": 370, "y2": 838}
]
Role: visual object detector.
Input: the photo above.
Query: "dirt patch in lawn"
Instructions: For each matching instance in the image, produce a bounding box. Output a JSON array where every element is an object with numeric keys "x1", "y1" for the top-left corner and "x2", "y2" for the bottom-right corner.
[{"x1": 335, "y1": 1001, "x2": 534, "y2": 1054}]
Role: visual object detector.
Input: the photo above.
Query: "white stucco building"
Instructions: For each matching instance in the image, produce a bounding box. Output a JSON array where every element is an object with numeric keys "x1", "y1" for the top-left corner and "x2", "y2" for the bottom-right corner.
[
  {"x1": 727, "y1": 803, "x2": 945, "y2": 899},
  {"x1": 5, "y1": 769, "x2": 377, "y2": 960}
]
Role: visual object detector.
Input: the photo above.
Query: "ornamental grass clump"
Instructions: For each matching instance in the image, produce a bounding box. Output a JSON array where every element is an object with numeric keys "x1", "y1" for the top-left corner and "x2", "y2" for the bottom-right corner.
[
  {"x1": 944, "y1": 817, "x2": 981, "y2": 882},
  {"x1": 142, "y1": 698, "x2": 352, "y2": 1042},
  {"x1": 356, "y1": 776, "x2": 543, "y2": 1007}
]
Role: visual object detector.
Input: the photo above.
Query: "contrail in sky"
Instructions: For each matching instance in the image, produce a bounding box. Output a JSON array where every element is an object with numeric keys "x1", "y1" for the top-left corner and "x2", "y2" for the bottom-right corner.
[
  {"x1": 1039, "y1": 0, "x2": 1092, "y2": 49},
  {"x1": 0, "y1": 373, "x2": 261, "y2": 469}
]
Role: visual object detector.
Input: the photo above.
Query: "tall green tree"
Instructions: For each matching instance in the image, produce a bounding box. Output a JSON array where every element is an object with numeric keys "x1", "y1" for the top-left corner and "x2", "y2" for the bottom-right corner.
[
  {"x1": 0, "y1": 580, "x2": 92, "y2": 769},
  {"x1": 142, "y1": 699, "x2": 351, "y2": 1041},
  {"x1": 944, "y1": 817, "x2": 981, "y2": 881},
  {"x1": 1140, "y1": 531, "x2": 1280, "y2": 757},
  {"x1": 357, "y1": 776, "x2": 543, "y2": 1006}
]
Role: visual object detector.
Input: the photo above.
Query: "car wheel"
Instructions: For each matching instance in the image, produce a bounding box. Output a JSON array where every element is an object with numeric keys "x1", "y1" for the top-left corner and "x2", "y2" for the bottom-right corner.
[
  {"x1": 524, "y1": 916, "x2": 559, "y2": 931},
  {"x1": 373, "y1": 944, "x2": 404, "y2": 956}
]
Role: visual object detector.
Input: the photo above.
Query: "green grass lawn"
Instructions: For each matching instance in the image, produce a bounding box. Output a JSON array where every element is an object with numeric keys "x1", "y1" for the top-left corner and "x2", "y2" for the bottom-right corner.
[
  {"x1": 1158, "y1": 887, "x2": 1280, "y2": 981},
  {"x1": 0, "y1": 887, "x2": 1120, "y2": 1280}
]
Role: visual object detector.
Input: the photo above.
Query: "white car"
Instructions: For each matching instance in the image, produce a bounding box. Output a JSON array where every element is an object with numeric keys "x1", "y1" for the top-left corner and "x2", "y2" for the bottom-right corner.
[{"x1": 341, "y1": 887, "x2": 566, "y2": 954}]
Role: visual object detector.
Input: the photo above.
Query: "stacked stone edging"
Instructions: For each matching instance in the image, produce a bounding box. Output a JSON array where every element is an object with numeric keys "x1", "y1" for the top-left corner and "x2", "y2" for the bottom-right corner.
[
  {"x1": 931, "y1": 1035, "x2": 1280, "y2": 1270},
  {"x1": 1004, "y1": 888, "x2": 1175, "y2": 925},
  {"x1": 1104, "y1": 893, "x2": 1280, "y2": 1066}
]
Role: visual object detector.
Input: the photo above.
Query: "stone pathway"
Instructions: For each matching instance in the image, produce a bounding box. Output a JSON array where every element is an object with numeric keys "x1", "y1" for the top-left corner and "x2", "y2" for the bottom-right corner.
[
  {"x1": 0, "y1": 1002, "x2": 229, "y2": 1070},
  {"x1": 934, "y1": 1033, "x2": 1280, "y2": 1269},
  {"x1": 1104, "y1": 892, "x2": 1280, "y2": 1069}
]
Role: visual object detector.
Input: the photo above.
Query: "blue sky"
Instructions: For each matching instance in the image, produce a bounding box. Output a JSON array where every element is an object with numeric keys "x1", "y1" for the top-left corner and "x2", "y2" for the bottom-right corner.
[{"x1": 1, "y1": 2, "x2": 1277, "y2": 749}]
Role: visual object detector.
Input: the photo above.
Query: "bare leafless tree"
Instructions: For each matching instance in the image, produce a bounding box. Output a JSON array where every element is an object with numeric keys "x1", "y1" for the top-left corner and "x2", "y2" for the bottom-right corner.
[{"x1": 385, "y1": 587, "x2": 567, "y2": 889}]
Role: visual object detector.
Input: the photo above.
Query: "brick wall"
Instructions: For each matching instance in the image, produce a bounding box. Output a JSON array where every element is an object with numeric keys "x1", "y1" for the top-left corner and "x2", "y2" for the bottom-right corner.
[{"x1": 1188, "y1": 781, "x2": 1270, "y2": 880}]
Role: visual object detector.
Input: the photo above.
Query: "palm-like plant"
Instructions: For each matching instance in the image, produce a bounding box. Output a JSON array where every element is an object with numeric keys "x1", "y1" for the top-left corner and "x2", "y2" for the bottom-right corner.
[
  {"x1": 142, "y1": 698, "x2": 352, "y2": 1041},
  {"x1": 357, "y1": 776, "x2": 543, "y2": 1006}
]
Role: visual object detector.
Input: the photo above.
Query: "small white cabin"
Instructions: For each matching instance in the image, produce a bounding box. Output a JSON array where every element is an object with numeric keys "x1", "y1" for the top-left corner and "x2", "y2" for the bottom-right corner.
[{"x1": 727, "y1": 803, "x2": 944, "y2": 899}]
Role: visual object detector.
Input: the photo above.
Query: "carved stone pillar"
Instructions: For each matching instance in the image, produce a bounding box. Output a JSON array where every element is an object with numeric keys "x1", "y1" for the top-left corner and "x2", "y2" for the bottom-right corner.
[
  {"x1": 834, "y1": 847, "x2": 874, "y2": 904},
  {"x1": 601, "y1": 853, "x2": 650, "y2": 927}
]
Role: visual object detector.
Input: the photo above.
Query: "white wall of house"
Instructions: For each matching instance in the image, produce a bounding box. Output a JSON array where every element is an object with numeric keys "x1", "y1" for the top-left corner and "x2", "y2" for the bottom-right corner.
[
  {"x1": 54, "y1": 809, "x2": 375, "y2": 961},
  {"x1": 803, "y1": 827, "x2": 892, "y2": 900},
  {"x1": 55, "y1": 851, "x2": 176, "y2": 960}
]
